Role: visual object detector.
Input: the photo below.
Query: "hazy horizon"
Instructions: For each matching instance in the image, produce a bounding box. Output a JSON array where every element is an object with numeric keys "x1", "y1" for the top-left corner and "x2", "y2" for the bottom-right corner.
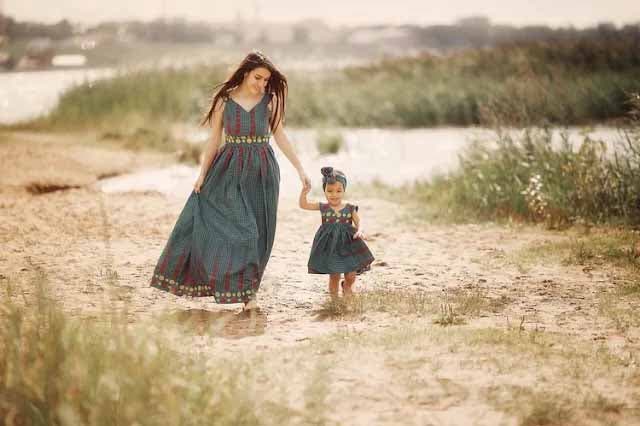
[{"x1": 4, "y1": 0, "x2": 640, "y2": 28}]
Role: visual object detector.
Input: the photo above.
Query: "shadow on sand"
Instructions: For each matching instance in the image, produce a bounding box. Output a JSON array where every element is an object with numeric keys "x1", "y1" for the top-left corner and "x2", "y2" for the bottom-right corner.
[{"x1": 167, "y1": 308, "x2": 267, "y2": 338}]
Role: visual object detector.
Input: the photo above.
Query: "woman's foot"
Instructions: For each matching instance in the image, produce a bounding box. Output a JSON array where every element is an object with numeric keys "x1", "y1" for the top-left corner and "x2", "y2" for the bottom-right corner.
[{"x1": 243, "y1": 298, "x2": 258, "y2": 311}]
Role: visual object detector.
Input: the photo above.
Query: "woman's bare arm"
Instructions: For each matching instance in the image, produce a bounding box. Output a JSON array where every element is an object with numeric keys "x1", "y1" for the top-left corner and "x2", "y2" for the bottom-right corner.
[{"x1": 269, "y1": 96, "x2": 310, "y2": 190}]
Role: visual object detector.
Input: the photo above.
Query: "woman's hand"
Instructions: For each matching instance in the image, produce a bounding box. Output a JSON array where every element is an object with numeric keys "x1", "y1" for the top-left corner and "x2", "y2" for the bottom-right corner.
[
  {"x1": 298, "y1": 169, "x2": 311, "y2": 192},
  {"x1": 193, "y1": 174, "x2": 205, "y2": 193}
]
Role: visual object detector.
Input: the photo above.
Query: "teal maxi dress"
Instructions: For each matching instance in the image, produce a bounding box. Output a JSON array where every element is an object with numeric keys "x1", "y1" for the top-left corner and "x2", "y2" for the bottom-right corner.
[{"x1": 150, "y1": 92, "x2": 280, "y2": 304}]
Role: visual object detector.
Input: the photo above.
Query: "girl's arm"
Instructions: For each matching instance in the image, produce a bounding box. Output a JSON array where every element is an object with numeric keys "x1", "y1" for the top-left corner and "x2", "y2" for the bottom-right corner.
[
  {"x1": 352, "y1": 209, "x2": 365, "y2": 239},
  {"x1": 270, "y1": 96, "x2": 311, "y2": 190},
  {"x1": 194, "y1": 98, "x2": 224, "y2": 192},
  {"x1": 299, "y1": 185, "x2": 320, "y2": 210}
]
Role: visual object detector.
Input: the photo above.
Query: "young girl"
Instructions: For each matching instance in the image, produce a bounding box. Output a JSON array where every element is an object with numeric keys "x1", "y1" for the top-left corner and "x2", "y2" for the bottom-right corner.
[
  {"x1": 299, "y1": 167, "x2": 375, "y2": 297},
  {"x1": 150, "y1": 51, "x2": 311, "y2": 310}
]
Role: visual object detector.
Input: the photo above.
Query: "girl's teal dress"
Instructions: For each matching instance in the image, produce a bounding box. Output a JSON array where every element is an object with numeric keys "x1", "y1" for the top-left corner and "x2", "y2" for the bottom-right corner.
[
  {"x1": 150, "y1": 92, "x2": 279, "y2": 304},
  {"x1": 308, "y1": 202, "x2": 374, "y2": 275}
]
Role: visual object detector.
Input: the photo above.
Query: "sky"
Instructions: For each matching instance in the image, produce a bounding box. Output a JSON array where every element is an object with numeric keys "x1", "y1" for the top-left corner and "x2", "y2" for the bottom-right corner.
[{"x1": 3, "y1": 0, "x2": 640, "y2": 28}]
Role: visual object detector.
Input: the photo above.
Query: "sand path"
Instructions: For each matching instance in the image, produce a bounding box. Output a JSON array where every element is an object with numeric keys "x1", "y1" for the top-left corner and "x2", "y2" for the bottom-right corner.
[{"x1": 2, "y1": 133, "x2": 637, "y2": 425}]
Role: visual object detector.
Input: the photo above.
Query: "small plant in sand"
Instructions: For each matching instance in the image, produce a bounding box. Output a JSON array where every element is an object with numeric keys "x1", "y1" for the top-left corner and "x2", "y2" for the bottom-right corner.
[
  {"x1": 175, "y1": 140, "x2": 204, "y2": 165},
  {"x1": 316, "y1": 289, "x2": 438, "y2": 319},
  {"x1": 433, "y1": 302, "x2": 465, "y2": 326},
  {"x1": 315, "y1": 129, "x2": 344, "y2": 155},
  {"x1": 316, "y1": 286, "x2": 504, "y2": 324},
  {"x1": 564, "y1": 239, "x2": 596, "y2": 265},
  {"x1": 616, "y1": 279, "x2": 640, "y2": 296}
]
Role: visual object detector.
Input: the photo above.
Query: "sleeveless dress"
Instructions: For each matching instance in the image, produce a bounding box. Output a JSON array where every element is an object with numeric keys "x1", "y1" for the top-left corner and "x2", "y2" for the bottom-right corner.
[
  {"x1": 308, "y1": 202, "x2": 375, "y2": 275},
  {"x1": 150, "y1": 92, "x2": 280, "y2": 304}
]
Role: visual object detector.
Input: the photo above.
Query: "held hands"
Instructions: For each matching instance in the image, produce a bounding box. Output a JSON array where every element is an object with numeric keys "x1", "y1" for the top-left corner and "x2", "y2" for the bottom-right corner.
[
  {"x1": 299, "y1": 169, "x2": 311, "y2": 192},
  {"x1": 300, "y1": 173, "x2": 311, "y2": 195}
]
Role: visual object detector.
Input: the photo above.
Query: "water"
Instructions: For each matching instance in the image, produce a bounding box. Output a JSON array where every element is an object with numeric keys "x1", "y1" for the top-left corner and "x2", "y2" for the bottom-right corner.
[
  {"x1": 97, "y1": 126, "x2": 625, "y2": 200},
  {"x1": 0, "y1": 69, "x2": 625, "y2": 198},
  {"x1": 0, "y1": 68, "x2": 114, "y2": 124},
  {"x1": 0, "y1": 56, "x2": 365, "y2": 125}
]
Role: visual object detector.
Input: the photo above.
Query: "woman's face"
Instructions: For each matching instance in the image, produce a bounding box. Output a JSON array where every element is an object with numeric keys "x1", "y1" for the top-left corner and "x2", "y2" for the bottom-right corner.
[
  {"x1": 324, "y1": 181, "x2": 345, "y2": 205},
  {"x1": 243, "y1": 66, "x2": 271, "y2": 95}
]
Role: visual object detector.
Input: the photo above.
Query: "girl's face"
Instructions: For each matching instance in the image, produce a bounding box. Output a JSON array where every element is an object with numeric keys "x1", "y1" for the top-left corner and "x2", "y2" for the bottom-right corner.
[
  {"x1": 243, "y1": 66, "x2": 271, "y2": 96},
  {"x1": 324, "y1": 182, "x2": 344, "y2": 205}
]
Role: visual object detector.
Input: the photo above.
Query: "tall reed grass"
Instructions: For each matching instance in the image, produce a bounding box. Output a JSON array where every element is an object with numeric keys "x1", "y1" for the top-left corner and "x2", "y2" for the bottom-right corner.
[
  {"x1": 409, "y1": 93, "x2": 640, "y2": 227},
  {"x1": 0, "y1": 270, "x2": 326, "y2": 425},
  {"x1": 26, "y1": 65, "x2": 226, "y2": 131},
  {"x1": 11, "y1": 38, "x2": 640, "y2": 134}
]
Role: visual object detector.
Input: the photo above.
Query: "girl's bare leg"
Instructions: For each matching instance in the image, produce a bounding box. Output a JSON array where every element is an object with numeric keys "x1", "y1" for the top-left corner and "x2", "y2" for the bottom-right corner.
[
  {"x1": 342, "y1": 272, "x2": 356, "y2": 297},
  {"x1": 329, "y1": 273, "x2": 341, "y2": 298}
]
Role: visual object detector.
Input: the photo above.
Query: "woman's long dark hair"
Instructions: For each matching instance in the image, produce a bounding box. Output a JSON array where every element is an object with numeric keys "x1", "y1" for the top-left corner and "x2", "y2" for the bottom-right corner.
[{"x1": 201, "y1": 51, "x2": 287, "y2": 131}]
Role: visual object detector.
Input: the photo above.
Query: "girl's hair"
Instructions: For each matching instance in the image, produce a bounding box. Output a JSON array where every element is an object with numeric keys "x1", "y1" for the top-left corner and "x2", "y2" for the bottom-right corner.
[
  {"x1": 321, "y1": 166, "x2": 347, "y2": 190},
  {"x1": 201, "y1": 51, "x2": 287, "y2": 131}
]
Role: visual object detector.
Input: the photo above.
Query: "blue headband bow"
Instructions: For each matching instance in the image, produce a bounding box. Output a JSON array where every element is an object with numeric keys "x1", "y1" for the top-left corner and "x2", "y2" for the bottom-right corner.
[{"x1": 321, "y1": 167, "x2": 347, "y2": 190}]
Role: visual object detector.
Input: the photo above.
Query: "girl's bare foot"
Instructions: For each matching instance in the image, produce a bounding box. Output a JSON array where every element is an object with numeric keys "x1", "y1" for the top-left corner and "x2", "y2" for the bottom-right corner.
[
  {"x1": 341, "y1": 280, "x2": 354, "y2": 298},
  {"x1": 343, "y1": 272, "x2": 356, "y2": 298}
]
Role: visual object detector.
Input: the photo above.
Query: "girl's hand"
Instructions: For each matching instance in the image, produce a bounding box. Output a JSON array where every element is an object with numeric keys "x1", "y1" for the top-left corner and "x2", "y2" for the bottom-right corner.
[
  {"x1": 193, "y1": 175, "x2": 205, "y2": 193},
  {"x1": 298, "y1": 170, "x2": 311, "y2": 191},
  {"x1": 353, "y1": 229, "x2": 365, "y2": 240}
]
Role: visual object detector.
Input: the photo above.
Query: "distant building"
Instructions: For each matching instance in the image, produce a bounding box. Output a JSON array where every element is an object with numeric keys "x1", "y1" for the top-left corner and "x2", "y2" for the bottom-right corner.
[
  {"x1": 0, "y1": 27, "x2": 10, "y2": 70},
  {"x1": 347, "y1": 27, "x2": 411, "y2": 45},
  {"x1": 0, "y1": 50, "x2": 10, "y2": 70},
  {"x1": 16, "y1": 37, "x2": 54, "y2": 70},
  {"x1": 52, "y1": 54, "x2": 87, "y2": 67},
  {"x1": 296, "y1": 20, "x2": 340, "y2": 44},
  {"x1": 26, "y1": 37, "x2": 53, "y2": 52}
]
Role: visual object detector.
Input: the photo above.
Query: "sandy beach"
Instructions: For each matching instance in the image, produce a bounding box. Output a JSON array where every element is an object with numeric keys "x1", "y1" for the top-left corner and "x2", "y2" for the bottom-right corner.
[{"x1": 1, "y1": 131, "x2": 638, "y2": 425}]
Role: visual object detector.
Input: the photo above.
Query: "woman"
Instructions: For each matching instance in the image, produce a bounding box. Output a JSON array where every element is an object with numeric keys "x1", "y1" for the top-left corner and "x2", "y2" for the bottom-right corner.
[{"x1": 150, "y1": 51, "x2": 311, "y2": 310}]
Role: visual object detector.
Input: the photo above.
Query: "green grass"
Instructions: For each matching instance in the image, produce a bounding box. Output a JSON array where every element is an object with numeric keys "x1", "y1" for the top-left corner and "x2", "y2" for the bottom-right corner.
[
  {"x1": 6, "y1": 39, "x2": 640, "y2": 136},
  {"x1": 0, "y1": 270, "x2": 330, "y2": 425},
  {"x1": 313, "y1": 322, "x2": 638, "y2": 424},
  {"x1": 24, "y1": 65, "x2": 224, "y2": 131},
  {"x1": 364, "y1": 93, "x2": 640, "y2": 228},
  {"x1": 315, "y1": 129, "x2": 344, "y2": 155},
  {"x1": 512, "y1": 228, "x2": 640, "y2": 272},
  {"x1": 314, "y1": 286, "x2": 508, "y2": 324},
  {"x1": 508, "y1": 227, "x2": 640, "y2": 333},
  {"x1": 598, "y1": 282, "x2": 640, "y2": 333},
  {"x1": 315, "y1": 289, "x2": 439, "y2": 318},
  {"x1": 432, "y1": 303, "x2": 466, "y2": 326},
  {"x1": 3, "y1": 267, "x2": 638, "y2": 424}
]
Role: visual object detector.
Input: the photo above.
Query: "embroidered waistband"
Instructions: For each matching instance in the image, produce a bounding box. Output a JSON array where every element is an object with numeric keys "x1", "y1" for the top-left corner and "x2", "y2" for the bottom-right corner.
[{"x1": 225, "y1": 135, "x2": 271, "y2": 144}]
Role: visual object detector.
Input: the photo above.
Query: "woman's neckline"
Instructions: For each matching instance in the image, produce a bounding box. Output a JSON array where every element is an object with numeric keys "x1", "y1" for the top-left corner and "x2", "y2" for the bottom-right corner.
[{"x1": 228, "y1": 91, "x2": 268, "y2": 114}]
